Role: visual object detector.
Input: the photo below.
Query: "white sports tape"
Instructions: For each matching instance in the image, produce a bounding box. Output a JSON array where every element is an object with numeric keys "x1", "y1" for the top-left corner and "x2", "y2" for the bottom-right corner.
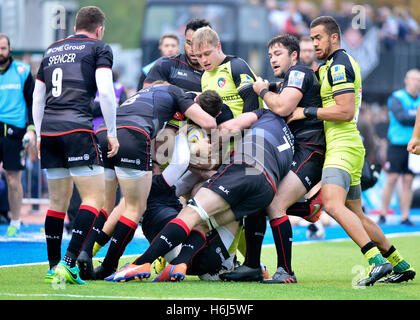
[{"x1": 187, "y1": 198, "x2": 219, "y2": 230}]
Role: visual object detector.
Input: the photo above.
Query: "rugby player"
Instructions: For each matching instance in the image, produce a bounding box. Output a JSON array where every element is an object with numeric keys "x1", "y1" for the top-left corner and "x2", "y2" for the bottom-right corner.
[
  {"x1": 288, "y1": 16, "x2": 415, "y2": 285},
  {"x1": 33, "y1": 6, "x2": 119, "y2": 285}
]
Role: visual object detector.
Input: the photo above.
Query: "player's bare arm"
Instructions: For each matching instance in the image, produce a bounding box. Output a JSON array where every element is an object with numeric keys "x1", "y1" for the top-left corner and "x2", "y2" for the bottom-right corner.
[
  {"x1": 184, "y1": 103, "x2": 217, "y2": 130},
  {"x1": 408, "y1": 106, "x2": 420, "y2": 154},
  {"x1": 253, "y1": 76, "x2": 303, "y2": 117},
  {"x1": 288, "y1": 92, "x2": 355, "y2": 123}
]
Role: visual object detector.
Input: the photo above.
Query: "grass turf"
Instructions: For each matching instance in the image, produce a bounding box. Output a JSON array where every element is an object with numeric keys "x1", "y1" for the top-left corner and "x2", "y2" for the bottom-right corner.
[{"x1": 0, "y1": 236, "x2": 419, "y2": 300}]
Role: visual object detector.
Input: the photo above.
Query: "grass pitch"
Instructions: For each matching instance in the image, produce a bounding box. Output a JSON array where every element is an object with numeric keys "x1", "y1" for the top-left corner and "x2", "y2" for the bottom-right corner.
[{"x1": 0, "y1": 236, "x2": 419, "y2": 301}]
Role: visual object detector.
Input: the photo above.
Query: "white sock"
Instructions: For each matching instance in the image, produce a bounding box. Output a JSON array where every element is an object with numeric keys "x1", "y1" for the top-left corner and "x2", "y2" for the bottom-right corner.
[{"x1": 10, "y1": 219, "x2": 21, "y2": 230}]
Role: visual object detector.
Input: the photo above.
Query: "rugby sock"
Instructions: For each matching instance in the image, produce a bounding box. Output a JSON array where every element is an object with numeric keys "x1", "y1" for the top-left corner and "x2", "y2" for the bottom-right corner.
[
  {"x1": 96, "y1": 230, "x2": 111, "y2": 247},
  {"x1": 383, "y1": 245, "x2": 412, "y2": 272},
  {"x1": 10, "y1": 219, "x2": 21, "y2": 230},
  {"x1": 81, "y1": 209, "x2": 108, "y2": 258},
  {"x1": 101, "y1": 216, "x2": 137, "y2": 271},
  {"x1": 45, "y1": 210, "x2": 66, "y2": 269},
  {"x1": 361, "y1": 241, "x2": 387, "y2": 265},
  {"x1": 270, "y1": 216, "x2": 293, "y2": 274},
  {"x1": 171, "y1": 229, "x2": 207, "y2": 265},
  {"x1": 64, "y1": 205, "x2": 99, "y2": 267},
  {"x1": 92, "y1": 230, "x2": 111, "y2": 257},
  {"x1": 243, "y1": 211, "x2": 267, "y2": 269},
  {"x1": 134, "y1": 218, "x2": 190, "y2": 265}
]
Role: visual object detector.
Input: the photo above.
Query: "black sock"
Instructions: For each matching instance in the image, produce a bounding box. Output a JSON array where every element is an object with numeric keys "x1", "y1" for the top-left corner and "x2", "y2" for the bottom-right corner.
[
  {"x1": 45, "y1": 209, "x2": 66, "y2": 269},
  {"x1": 270, "y1": 216, "x2": 293, "y2": 274},
  {"x1": 134, "y1": 218, "x2": 190, "y2": 265},
  {"x1": 81, "y1": 209, "x2": 108, "y2": 257},
  {"x1": 102, "y1": 216, "x2": 137, "y2": 271},
  {"x1": 171, "y1": 229, "x2": 207, "y2": 265},
  {"x1": 243, "y1": 211, "x2": 267, "y2": 269},
  {"x1": 96, "y1": 230, "x2": 111, "y2": 247},
  {"x1": 64, "y1": 205, "x2": 99, "y2": 267}
]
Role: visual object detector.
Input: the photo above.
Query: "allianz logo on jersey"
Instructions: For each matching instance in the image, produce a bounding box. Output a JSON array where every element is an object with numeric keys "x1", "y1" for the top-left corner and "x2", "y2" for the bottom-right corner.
[
  {"x1": 68, "y1": 154, "x2": 90, "y2": 162},
  {"x1": 46, "y1": 44, "x2": 86, "y2": 55}
]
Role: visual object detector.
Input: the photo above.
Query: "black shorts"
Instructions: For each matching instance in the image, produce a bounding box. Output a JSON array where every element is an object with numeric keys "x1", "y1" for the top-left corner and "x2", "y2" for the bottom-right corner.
[
  {"x1": 386, "y1": 144, "x2": 413, "y2": 174},
  {"x1": 291, "y1": 143, "x2": 325, "y2": 191},
  {"x1": 0, "y1": 136, "x2": 24, "y2": 171},
  {"x1": 202, "y1": 162, "x2": 275, "y2": 220},
  {"x1": 96, "y1": 127, "x2": 152, "y2": 171},
  {"x1": 141, "y1": 202, "x2": 181, "y2": 243},
  {"x1": 40, "y1": 131, "x2": 103, "y2": 169}
]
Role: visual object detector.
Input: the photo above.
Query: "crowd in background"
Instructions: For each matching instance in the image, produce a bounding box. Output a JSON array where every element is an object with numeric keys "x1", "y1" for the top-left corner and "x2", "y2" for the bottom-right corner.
[{"x1": 260, "y1": 0, "x2": 420, "y2": 47}]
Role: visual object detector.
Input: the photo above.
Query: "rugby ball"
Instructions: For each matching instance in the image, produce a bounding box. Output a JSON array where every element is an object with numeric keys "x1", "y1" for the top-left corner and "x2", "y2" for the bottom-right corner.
[{"x1": 186, "y1": 126, "x2": 207, "y2": 144}]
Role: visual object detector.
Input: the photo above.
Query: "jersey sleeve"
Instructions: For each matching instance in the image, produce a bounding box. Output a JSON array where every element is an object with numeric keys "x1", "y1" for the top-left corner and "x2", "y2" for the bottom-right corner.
[
  {"x1": 230, "y1": 57, "x2": 261, "y2": 112},
  {"x1": 144, "y1": 57, "x2": 169, "y2": 85},
  {"x1": 327, "y1": 55, "x2": 356, "y2": 98},
  {"x1": 168, "y1": 85, "x2": 195, "y2": 114},
  {"x1": 284, "y1": 66, "x2": 312, "y2": 94},
  {"x1": 95, "y1": 42, "x2": 113, "y2": 69},
  {"x1": 36, "y1": 59, "x2": 45, "y2": 83},
  {"x1": 252, "y1": 108, "x2": 269, "y2": 119}
]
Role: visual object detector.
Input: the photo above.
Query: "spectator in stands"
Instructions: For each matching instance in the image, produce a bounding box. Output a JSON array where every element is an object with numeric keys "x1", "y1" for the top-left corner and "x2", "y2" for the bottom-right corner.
[
  {"x1": 137, "y1": 33, "x2": 180, "y2": 90},
  {"x1": 395, "y1": 8, "x2": 420, "y2": 42},
  {"x1": 299, "y1": 36, "x2": 319, "y2": 71},
  {"x1": 266, "y1": 0, "x2": 288, "y2": 36},
  {"x1": 377, "y1": 6, "x2": 399, "y2": 48},
  {"x1": 380, "y1": 69, "x2": 420, "y2": 226},
  {"x1": 0, "y1": 33, "x2": 36, "y2": 237}
]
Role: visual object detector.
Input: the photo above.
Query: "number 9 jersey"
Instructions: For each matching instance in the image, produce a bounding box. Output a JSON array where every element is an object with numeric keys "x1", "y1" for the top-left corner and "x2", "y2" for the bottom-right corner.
[{"x1": 36, "y1": 34, "x2": 113, "y2": 135}]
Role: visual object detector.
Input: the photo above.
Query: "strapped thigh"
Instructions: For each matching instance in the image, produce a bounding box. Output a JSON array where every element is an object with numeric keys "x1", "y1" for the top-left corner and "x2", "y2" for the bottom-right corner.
[{"x1": 187, "y1": 198, "x2": 219, "y2": 231}]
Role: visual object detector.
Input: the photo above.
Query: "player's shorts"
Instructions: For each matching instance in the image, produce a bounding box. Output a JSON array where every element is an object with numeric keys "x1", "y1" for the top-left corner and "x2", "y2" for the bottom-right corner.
[
  {"x1": 96, "y1": 127, "x2": 152, "y2": 171},
  {"x1": 141, "y1": 203, "x2": 181, "y2": 243},
  {"x1": 0, "y1": 123, "x2": 25, "y2": 171},
  {"x1": 40, "y1": 130, "x2": 103, "y2": 169},
  {"x1": 322, "y1": 167, "x2": 362, "y2": 200},
  {"x1": 385, "y1": 143, "x2": 413, "y2": 175},
  {"x1": 323, "y1": 145, "x2": 365, "y2": 186},
  {"x1": 290, "y1": 142, "x2": 325, "y2": 191},
  {"x1": 202, "y1": 161, "x2": 275, "y2": 220}
]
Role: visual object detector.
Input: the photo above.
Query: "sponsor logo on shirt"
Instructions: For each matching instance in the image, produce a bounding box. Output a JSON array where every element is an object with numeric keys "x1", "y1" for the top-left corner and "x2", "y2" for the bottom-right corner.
[
  {"x1": 217, "y1": 77, "x2": 226, "y2": 88},
  {"x1": 331, "y1": 64, "x2": 347, "y2": 84},
  {"x1": 288, "y1": 70, "x2": 305, "y2": 89},
  {"x1": 239, "y1": 73, "x2": 254, "y2": 87}
]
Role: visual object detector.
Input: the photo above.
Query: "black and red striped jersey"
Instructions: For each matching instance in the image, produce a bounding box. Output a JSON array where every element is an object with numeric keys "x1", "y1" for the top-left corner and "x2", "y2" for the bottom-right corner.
[
  {"x1": 143, "y1": 53, "x2": 203, "y2": 92},
  {"x1": 98, "y1": 84, "x2": 195, "y2": 139},
  {"x1": 36, "y1": 34, "x2": 113, "y2": 135}
]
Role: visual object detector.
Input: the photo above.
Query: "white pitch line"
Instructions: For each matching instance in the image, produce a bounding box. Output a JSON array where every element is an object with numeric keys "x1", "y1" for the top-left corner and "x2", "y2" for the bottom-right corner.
[{"x1": 0, "y1": 292, "x2": 231, "y2": 300}]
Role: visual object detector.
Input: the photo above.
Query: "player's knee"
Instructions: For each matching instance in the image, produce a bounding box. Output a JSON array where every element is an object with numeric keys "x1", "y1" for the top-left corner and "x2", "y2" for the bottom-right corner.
[
  {"x1": 322, "y1": 199, "x2": 341, "y2": 218},
  {"x1": 5, "y1": 171, "x2": 21, "y2": 188}
]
